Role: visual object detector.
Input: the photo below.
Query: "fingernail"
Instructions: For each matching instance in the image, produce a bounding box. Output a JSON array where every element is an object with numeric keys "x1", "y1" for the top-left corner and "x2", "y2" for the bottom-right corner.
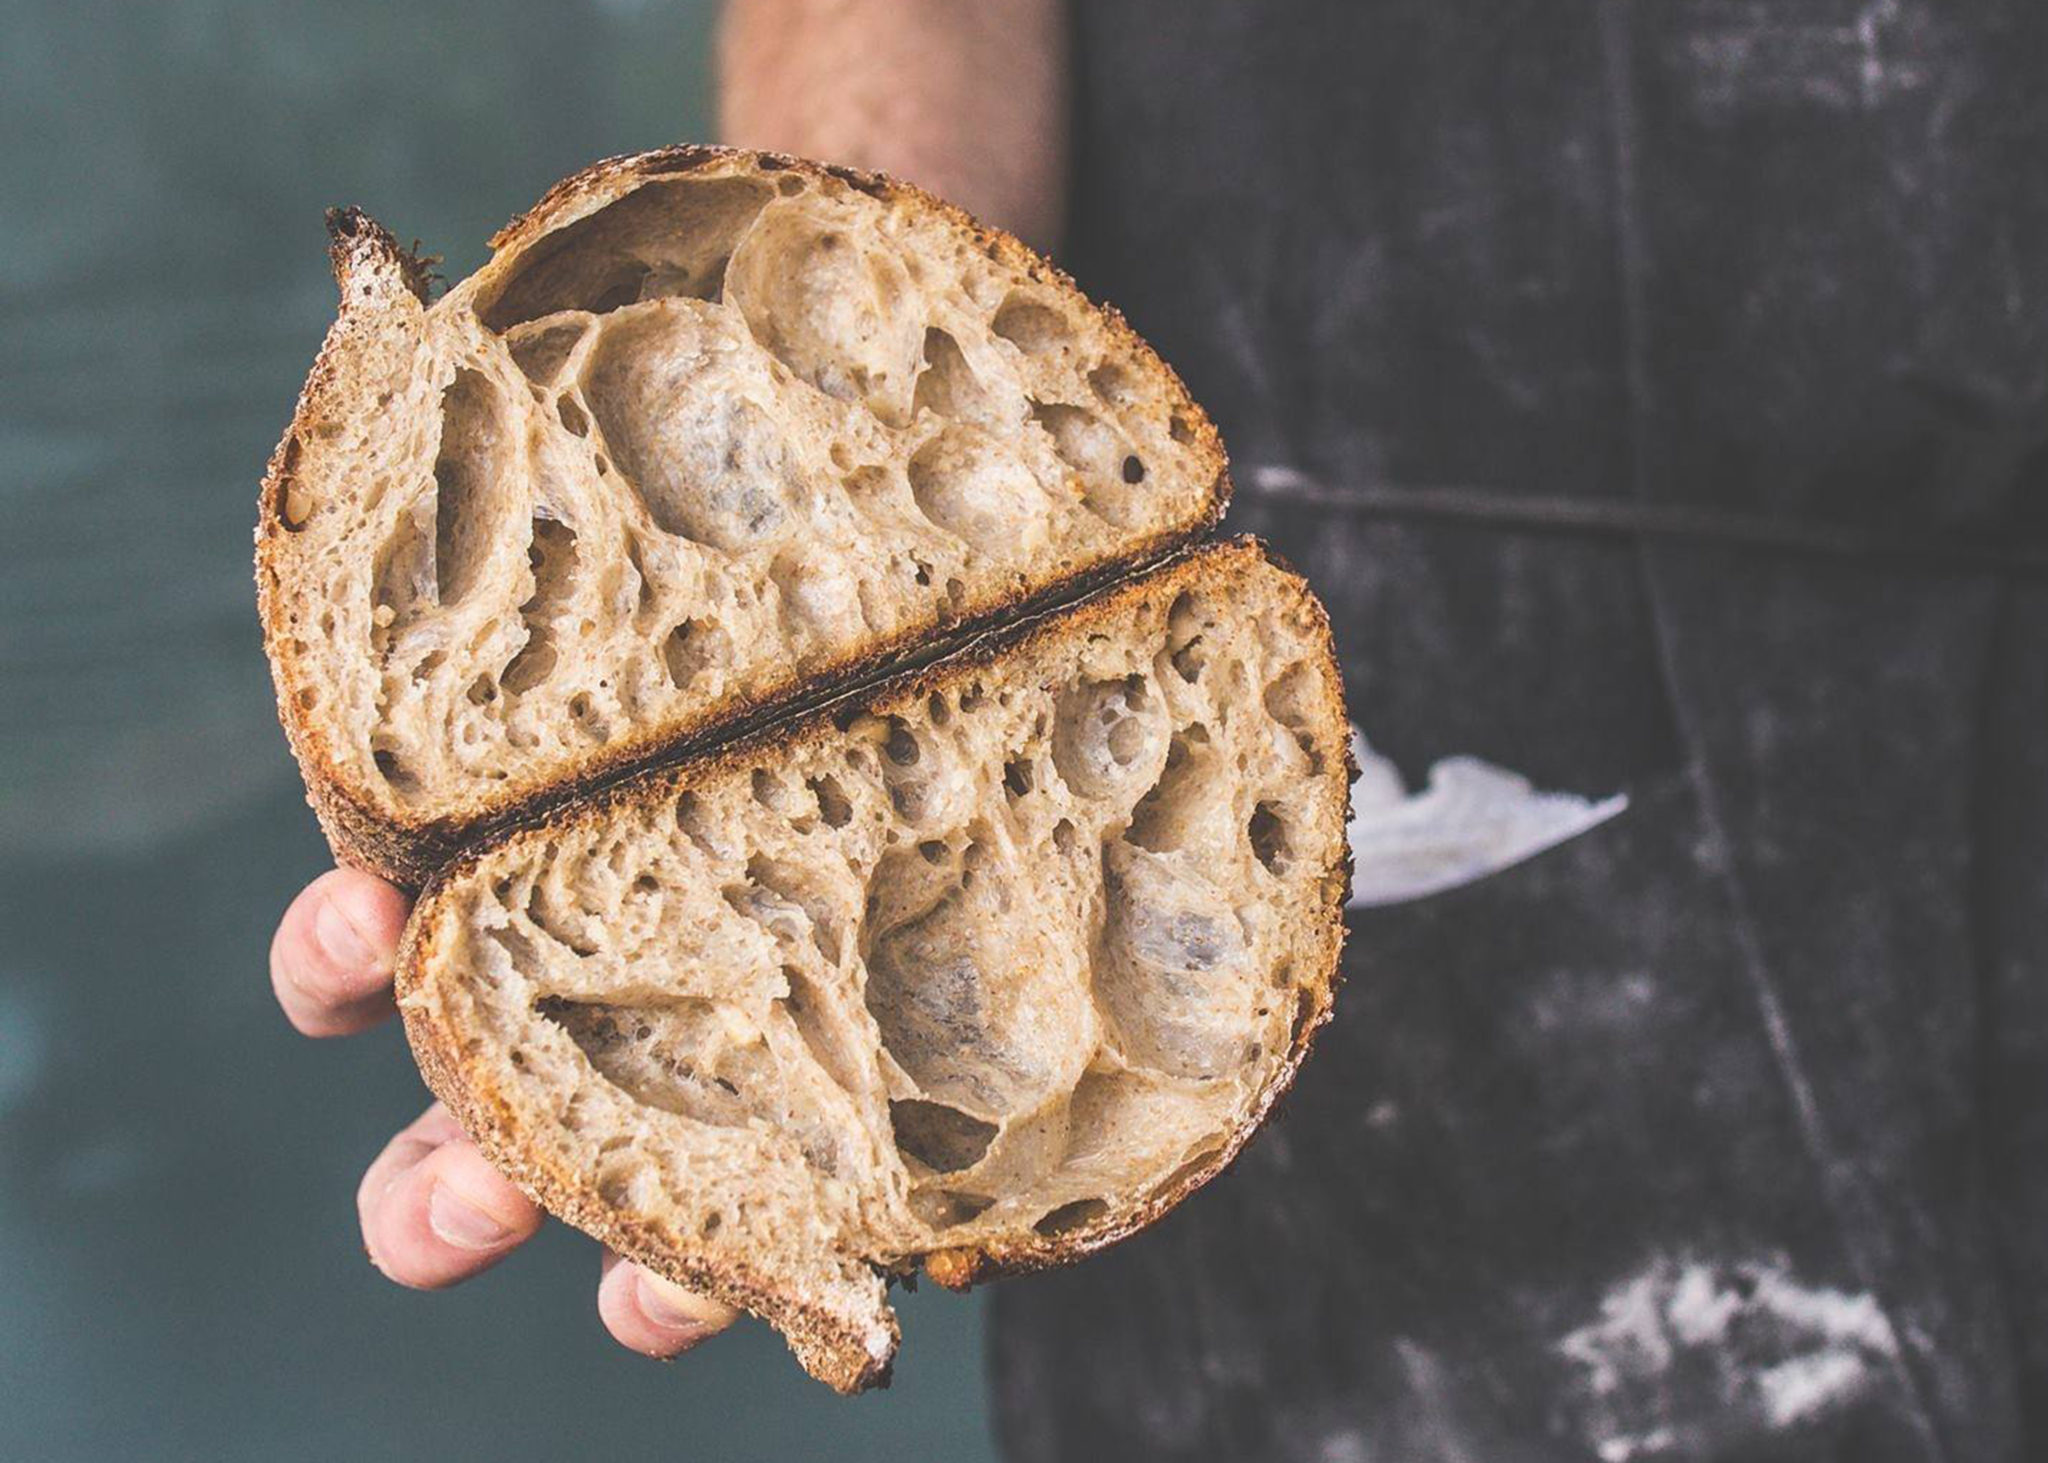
[
  {"x1": 637, "y1": 1271, "x2": 719, "y2": 1339},
  {"x1": 314, "y1": 896, "x2": 380, "y2": 973},
  {"x1": 428, "y1": 1185, "x2": 512, "y2": 1251}
]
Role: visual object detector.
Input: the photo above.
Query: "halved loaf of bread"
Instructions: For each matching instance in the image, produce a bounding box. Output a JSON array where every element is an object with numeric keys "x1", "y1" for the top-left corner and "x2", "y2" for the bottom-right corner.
[
  {"x1": 397, "y1": 540, "x2": 1350, "y2": 1391},
  {"x1": 257, "y1": 145, "x2": 1229, "y2": 884}
]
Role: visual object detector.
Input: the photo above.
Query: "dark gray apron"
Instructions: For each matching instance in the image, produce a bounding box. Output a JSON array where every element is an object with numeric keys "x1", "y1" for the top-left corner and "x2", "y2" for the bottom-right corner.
[{"x1": 991, "y1": 3, "x2": 2048, "y2": 1459}]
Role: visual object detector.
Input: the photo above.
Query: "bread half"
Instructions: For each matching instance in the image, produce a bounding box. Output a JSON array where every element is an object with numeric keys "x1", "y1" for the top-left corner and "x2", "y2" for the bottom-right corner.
[
  {"x1": 396, "y1": 539, "x2": 1350, "y2": 1391},
  {"x1": 257, "y1": 146, "x2": 1230, "y2": 884}
]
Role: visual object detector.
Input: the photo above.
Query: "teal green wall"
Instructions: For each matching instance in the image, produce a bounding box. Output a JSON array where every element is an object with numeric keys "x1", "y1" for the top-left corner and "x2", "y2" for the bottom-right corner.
[{"x1": 0, "y1": 3, "x2": 996, "y2": 1457}]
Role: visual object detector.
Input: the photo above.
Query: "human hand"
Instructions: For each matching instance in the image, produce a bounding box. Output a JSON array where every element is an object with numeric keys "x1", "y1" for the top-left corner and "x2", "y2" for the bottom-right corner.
[{"x1": 270, "y1": 867, "x2": 738, "y2": 1356}]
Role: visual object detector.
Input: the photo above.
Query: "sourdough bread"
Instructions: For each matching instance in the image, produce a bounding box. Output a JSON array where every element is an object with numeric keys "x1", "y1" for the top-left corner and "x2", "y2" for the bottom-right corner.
[
  {"x1": 257, "y1": 146, "x2": 1229, "y2": 884},
  {"x1": 397, "y1": 540, "x2": 1350, "y2": 1391}
]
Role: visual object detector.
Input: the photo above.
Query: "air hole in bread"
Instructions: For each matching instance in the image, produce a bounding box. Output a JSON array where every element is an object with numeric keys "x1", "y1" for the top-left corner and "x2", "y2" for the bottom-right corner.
[
  {"x1": 736, "y1": 855, "x2": 846, "y2": 966},
  {"x1": 1032, "y1": 403, "x2": 1144, "y2": 527},
  {"x1": 884, "y1": 719, "x2": 921, "y2": 767},
  {"x1": 809, "y1": 775, "x2": 854, "y2": 828},
  {"x1": 662, "y1": 619, "x2": 728, "y2": 692},
  {"x1": 913, "y1": 1190, "x2": 996, "y2": 1228},
  {"x1": 752, "y1": 768, "x2": 784, "y2": 810},
  {"x1": 1249, "y1": 802, "x2": 1290, "y2": 874},
  {"x1": 1170, "y1": 410, "x2": 1198, "y2": 445},
  {"x1": 499, "y1": 518, "x2": 579, "y2": 696},
  {"x1": 620, "y1": 538, "x2": 657, "y2": 628},
  {"x1": 1166, "y1": 592, "x2": 1209, "y2": 684},
  {"x1": 673, "y1": 791, "x2": 721, "y2": 857},
  {"x1": 585, "y1": 307, "x2": 797, "y2": 550},
  {"x1": 1151, "y1": 1145, "x2": 1225, "y2": 1202},
  {"x1": 723, "y1": 194, "x2": 924, "y2": 426},
  {"x1": 538, "y1": 994, "x2": 846, "y2": 1171},
  {"x1": 890, "y1": 1099, "x2": 998, "y2": 1173},
  {"x1": 1003, "y1": 758, "x2": 1034, "y2": 799},
  {"x1": 913, "y1": 327, "x2": 1001, "y2": 424},
  {"x1": 863, "y1": 863, "x2": 1091, "y2": 1120},
  {"x1": 778, "y1": 966, "x2": 864, "y2": 1098},
  {"x1": 527, "y1": 883, "x2": 599, "y2": 957},
  {"x1": 1052, "y1": 817, "x2": 1077, "y2": 853},
  {"x1": 1263, "y1": 662, "x2": 1318, "y2": 732},
  {"x1": 499, "y1": 639, "x2": 556, "y2": 695},
  {"x1": 992, "y1": 293, "x2": 1070, "y2": 355},
  {"x1": 1087, "y1": 362, "x2": 1136, "y2": 407},
  {"x1": 1033, "y1": 1198, "x2": 1108, "y2": 1237},
  {"x1": 373, "y1": 749, "x2": 416, "y2": 792},
  {"x1": 432, "y1": 370, "x2": 517, "y2": 608},
  {"x1": 275, "y1": 437, "x2": 311, "y2": 528},
  {"x1": 926, "y1": 693, "x2": 952, "y2": 727},
  {"x1": 481, "y1": 176, "x2": 773, "y2": 330},
  {"x1": 556, "y1": 394, "x2": 590, "y2": 437},
  {"x1": 508, "y1": 320, "x2": 587, "y2": 385},
  {"x1": 370, "y1": 501, "x2": 433, "y2": 645},
  {"x1": 1263, "y1": 661, "x2": 1326, "y2": 773},
  {"x1": 1125, "y1": 731, "x2": 1227, "y2": 854},
  {"x1": 1097, "y1": 843, "x2": 1256, "y2": 1079},
  {"x1": 907, "y1": 426, "x2": 1047, "y2": 552},
  {"x1": 1052, "y1": 676, "x2": 1165, "y2": 799}
]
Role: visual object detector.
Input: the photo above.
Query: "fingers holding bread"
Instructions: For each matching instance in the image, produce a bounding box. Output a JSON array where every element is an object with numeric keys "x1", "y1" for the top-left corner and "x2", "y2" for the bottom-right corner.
[
  {"x1": 270, "y1": 868, "x2": 410, "y2": 1037},
  {"x1": 596, "y1": 1250, "x2": 738, "y2": 1359},
  {"x1": 358, "y1": 1103, "x2": 544, "y2": 1288}
]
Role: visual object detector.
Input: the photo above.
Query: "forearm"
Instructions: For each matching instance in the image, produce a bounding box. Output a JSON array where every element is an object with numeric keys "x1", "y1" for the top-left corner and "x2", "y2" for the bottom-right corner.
[{"x1": 717, "y1": 0, "x2": 1069, "y2": 251}]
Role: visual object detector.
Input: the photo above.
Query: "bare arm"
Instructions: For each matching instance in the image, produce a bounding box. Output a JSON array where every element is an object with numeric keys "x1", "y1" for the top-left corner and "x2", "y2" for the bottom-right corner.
[{"x1": 718, "y1": 0, "x2": 1070, "y2": 252}]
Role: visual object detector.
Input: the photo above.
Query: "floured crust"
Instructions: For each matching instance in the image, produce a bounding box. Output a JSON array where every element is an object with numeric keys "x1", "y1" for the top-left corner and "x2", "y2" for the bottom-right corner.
[
  {"x1": 395, "y1": 539, "x2": 1351, "y2": 1391},
  {"x1": 257, "y1": 146, "x2": 1230, "y2": 886}
]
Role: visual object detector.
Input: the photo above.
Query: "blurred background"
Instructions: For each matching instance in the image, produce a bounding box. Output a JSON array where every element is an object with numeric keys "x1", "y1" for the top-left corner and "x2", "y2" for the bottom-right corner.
[{"x1": 1, "y1": 1, "x2": 994, "y2": 1457}]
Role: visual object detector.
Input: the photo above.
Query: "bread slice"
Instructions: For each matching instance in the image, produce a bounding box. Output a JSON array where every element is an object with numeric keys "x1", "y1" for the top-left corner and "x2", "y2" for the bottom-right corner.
[
  {"x1": 395, "y1": 539, "x2": 1350, "y2": 1391},
  {"x1": 257, "y1": 145, "x2": 1229, "y2": 884}
]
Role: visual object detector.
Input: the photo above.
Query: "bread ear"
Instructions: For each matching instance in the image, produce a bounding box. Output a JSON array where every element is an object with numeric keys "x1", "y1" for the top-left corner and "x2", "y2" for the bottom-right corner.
[
  {"x1": 256, "y1": 207, "x2": 456, "y2": 885},
  {"x1": 324, "y1": 205, "x2": 438, "y2": 307}
]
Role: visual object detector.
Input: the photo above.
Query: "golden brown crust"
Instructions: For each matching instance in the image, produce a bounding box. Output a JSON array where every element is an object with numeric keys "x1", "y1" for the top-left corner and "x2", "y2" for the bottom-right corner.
[
  {"x1": 256, "y1": 146, "x2": 1231, "y2": 888},
  {"x1": 396, "y1": 538, "x2": 1351, "y2": 1387}
]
